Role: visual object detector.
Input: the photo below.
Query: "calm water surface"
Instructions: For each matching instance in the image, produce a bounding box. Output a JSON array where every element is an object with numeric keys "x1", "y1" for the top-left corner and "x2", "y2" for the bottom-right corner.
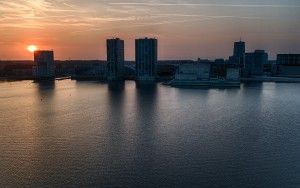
[{"x1": 0, "y1": 80, "x2": 300, "y2": 188}]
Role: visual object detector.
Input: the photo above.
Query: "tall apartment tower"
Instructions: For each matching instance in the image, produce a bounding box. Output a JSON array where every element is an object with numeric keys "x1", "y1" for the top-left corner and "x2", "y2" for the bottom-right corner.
[
  {"x1": 33, "y1": 50, "x2": 55, "y2": 80},
  {"x1": 135, "y1": 38, "x2": 158, "y2": 81},
  {"x1": 230, "y1": 41, "x2": 246, "y2": 66},
  {"x1": 107, "y1": 38, "x2": 125, "y2": 81}
]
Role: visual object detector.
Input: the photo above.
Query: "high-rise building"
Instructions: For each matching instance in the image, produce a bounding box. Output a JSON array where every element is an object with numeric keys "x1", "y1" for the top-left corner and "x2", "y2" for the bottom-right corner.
[
  {"x1": 135, "y1": 38, "x2": 157, "y2": 81},
  {"x1": 33, "y1": 50, "x2": 55, "y2": 80},
  {"x1": 107, "y1": 38, "x2": 125, "y2": 81},
  {"x1": 230, "y1": 41, "x2": 246, "y2": 66},
  {"x1": 233, "y1": 41, "x2": 245, "y2": 58},
  {"x1": 245, "y1": 50, "x2": 268, "y2": 76}
]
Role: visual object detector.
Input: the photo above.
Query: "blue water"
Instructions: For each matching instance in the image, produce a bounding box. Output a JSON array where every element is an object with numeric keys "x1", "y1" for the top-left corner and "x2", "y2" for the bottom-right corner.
[{"x1": 0, "y1": 80, "x2": 299, "y2": 187}]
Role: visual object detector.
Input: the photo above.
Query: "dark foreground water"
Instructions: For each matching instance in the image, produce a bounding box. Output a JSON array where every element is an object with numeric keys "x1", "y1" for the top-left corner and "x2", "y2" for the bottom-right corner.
[{"x1": 0, "y1": 80, "x2": 299, "y2": 188}]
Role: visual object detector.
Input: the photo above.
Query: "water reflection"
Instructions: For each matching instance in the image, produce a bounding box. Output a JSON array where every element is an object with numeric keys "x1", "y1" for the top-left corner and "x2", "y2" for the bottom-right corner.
[
  {"x1": 105, "y1": 81, "x2": 127, "y2": 175},
  {"x1": 106, "y1": 81, "x2": 126, "y2": 135},
  {"x1": 108, "y1": 81, "x2": 125, "y2": 91},
  {"x1": 34, "y1": 81, "x2": 56, "y2": 122},
  {"x1": 35, "y1": 80, "x2": 55, "y2": 99},
  {"x1": 1, "y1": 81, "x2": 300, "y2": 187},
  {"x1": 135, "y1": 82, "x2": 158, "y2": 126},
  {"x1": 242, "y1": 81, "x2": 263, "y2": 89},
  {"x1": 133, "y1": 83, "x2": 160, "y2": 185}
]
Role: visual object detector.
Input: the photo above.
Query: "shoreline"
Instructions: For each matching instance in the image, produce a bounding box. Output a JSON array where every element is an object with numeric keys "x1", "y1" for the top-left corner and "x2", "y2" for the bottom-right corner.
[
  {"x1": 241, "y1": 76, "x2": 300, "y2": 83},
  {"x1": 1, "y1": 76, "x2": 300, "y2": 84}
]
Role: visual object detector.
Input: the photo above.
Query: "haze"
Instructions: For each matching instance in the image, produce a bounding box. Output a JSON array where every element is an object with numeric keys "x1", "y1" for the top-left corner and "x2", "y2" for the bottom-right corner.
[{"x1": 0, "y1": 0, "x2": 299, "y2": 60}]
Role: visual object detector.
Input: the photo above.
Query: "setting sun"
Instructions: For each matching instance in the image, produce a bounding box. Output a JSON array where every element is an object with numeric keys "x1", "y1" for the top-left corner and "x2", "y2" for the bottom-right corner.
[{"x1": 27, "y1": 45, "x2": 38, "y2": 53}]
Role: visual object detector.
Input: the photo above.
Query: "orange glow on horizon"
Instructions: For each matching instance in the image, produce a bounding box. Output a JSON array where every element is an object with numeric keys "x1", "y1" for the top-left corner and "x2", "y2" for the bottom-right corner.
[{"x1": 27, "y1": 45, "x2": 38, "y2": 53}]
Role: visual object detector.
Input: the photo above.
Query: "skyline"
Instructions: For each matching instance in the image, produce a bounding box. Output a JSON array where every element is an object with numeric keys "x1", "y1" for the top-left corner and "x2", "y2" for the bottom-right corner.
[{"x1": 0, "y1": 0, "x2": 299, "y2": 60}]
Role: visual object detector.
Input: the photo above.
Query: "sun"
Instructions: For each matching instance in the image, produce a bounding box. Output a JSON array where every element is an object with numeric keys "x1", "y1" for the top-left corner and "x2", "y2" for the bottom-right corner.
[{"x1": 27, "y1": 45, "x2": 38, "y2": 53}]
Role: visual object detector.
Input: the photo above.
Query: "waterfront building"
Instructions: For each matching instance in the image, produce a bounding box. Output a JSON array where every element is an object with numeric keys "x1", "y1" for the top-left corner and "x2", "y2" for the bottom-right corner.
[
  {"x1": 174, "y1": 61, "x2": 211, "y2": 81},
  {"x1": 107, "y1": 38, "x2": 125, "y2": 81},
  {"x1": 72, "y1": 62, "x2": 107, "y2": 80},
  {"x1": 226, "y1": 67, "x2": 240, "y2": 81},
  {"x1": 277, "y1": 54, "x2": 300, "y2": 65},
  {"x1": 135, "y1": 38, "x2": 157, "y2": 81},
  {"x1": 245, "y1": 50, "x2": 268, "y2": 76},
  {"x1": 273, "y1": 54, "x2": 300, "y2": 77},
  {"x1": 33, "y1": 50, "x2": 55, "y2": 80},
  {"x1": 169, "y1": 59, "x2": 240, "y2": 87},
  {"x1": 211, "y1": 59, "x2": 226, "y2": 79}
]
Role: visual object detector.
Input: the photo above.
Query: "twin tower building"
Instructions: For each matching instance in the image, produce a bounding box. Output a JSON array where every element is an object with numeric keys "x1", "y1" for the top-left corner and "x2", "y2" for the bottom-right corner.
[{"x1": 107, "y1": 38, "x2": 158, "y2": 81}]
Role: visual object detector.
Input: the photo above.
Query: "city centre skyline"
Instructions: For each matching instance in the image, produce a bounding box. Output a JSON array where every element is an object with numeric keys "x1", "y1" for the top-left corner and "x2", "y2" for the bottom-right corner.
[{"x1": 0, "y1": 0, "x2": 299, "y2": 60}]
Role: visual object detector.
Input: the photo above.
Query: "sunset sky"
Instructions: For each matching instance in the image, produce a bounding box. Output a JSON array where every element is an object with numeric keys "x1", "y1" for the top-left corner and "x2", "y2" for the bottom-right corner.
[{"x1": 0, "y1": 0, "x2": 299, "y2": 60}]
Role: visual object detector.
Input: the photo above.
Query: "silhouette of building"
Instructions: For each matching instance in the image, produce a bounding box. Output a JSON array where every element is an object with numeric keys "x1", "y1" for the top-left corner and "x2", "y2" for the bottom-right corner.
[
  {"x1": 169, "y1": 59, "x2": 240, "y2": 87},
  {"x1": 234, "y1": 41, "x2": 245, "y2": 58},
  {"x1": 229, "y1": 41, "x2": 245, "y2": 66},
  {"x1": 226, "y1": 67, "x2": 240, "y2": 81},
  {"x1": 272, "y1": 54, "x2": 300, "y2": 77},
  {"x1": 211, "y1": 59, "x2": 226, "y2": 79},
  {"x1": 245, "y1": 50, "x2": 268, "y2": 76},
  {"x1": 175, "y1": 61, "x2": 211, "y2": 81},
  {"x1": 33, "y1": 50, "x2": 55, "y2": 80},
  {"x1": 135, "y1": 38, "x2": 157, "y2": 81},
  {"x1": 277, "y1": 54, "x2": 300, "y2": 65},
  {"x1": 72, "y1": 61, "x2": 107, "y2": 80},
  {"x1": 107, "y1": 38, "x2": 125, "y2": 81}
]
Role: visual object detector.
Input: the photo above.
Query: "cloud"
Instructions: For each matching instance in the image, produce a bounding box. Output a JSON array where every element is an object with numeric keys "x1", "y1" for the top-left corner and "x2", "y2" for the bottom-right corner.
[
  {"x1": 0, "y1": 0, "x2": 279, "y2": 30},
  {"x1": 0, "y1": 0, "x2": 92, "y2": 29},
  {"x1": 109, "y1": 2, "x2": 300, "y2": 8}
]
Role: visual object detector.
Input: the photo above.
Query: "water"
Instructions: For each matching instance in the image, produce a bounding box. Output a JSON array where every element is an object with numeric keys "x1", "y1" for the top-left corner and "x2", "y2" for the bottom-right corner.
[{"x1": 0, "y1": 80, "x2": 300, "y2": 188}]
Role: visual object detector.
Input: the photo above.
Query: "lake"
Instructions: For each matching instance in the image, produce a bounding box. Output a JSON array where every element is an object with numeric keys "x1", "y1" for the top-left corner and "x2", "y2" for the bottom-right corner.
[{"x1": 0, "y1": 80, "x2": 299, "y2": 187}]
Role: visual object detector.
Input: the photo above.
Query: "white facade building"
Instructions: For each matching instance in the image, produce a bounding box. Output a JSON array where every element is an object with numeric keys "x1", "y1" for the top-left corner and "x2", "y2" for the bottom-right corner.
[{"x1": 175, "y1": 62, "x2": 211, "y2": 81}]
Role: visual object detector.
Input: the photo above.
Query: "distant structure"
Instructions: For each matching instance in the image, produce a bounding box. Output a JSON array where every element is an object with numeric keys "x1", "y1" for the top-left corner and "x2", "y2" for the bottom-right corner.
[
  {"x1": 272, "y1": 54, "x2": 300, "y2": 77},
  {"x1": 169, "y1": 59, "x2": 240, "y2": 87},
  {"x1": 33, "y1": 50, "x2": 55, "y2": 80},
  {"x1": 135, "y1": 38, "x2": 157, "y2": 81},
  {"x1": 226, "y1": 66, "x2": 241, "y2": 81},
  {"x1": 211, "y1": 59, "x2": 226, "y2": 79},
  {"x1": 245, "y1": 50, "x2": 268, "y2": 76},
  {"x1": 234, "y1": 41, "x2": 246, "y2": 58},
  {"x1": 174, "y1": 61, "x2": 211, "y2": 81},
  {"x1": 72, "y1": 61, "x2": 107, "y2": 80},
  {"x1": 277, "y1": 54, "x2": 300, "y2": 65},
  {"x1": 229, "y1": 40, "x2": 245, "y2": 66},
  {"x1": 107, "y1": 38, "x2": 125, "y2": 81}
]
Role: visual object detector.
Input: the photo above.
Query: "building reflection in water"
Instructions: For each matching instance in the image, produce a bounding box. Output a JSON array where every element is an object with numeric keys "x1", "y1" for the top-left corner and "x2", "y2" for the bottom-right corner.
[
  {"x1": 133, "y1": 82, "x2": 160, "y2": 184},
  {"x1": 106, "y1": 80, "x2": 126, "y2": 154},
  {"x1": 35, "y1": 80, "x2": 56, "y2": 99},
  {"x1": 108, "y1": 80, "x2": 125, "y2": 91}
]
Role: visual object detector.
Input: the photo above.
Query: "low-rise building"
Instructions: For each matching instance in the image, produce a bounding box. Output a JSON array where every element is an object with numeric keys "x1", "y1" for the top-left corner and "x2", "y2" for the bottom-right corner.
[
  {"x1": 226, "y1": 67, "x2": 240, "y2": 81},
  {"x1": 169, "y1": 60, "x2": 240, "y2": 87},
  {"x1": 272, "y1": 54, "x2": 300, "y2": 77},
  {"x1": 277, "y1": 54, "x2": 300, "y2": 65},
  {"x1": 244, "y1": 50, "x2": 268, "y2": 76},
  {"x1": 175, "y1": 62, "x2": 210, "y2": 81}
]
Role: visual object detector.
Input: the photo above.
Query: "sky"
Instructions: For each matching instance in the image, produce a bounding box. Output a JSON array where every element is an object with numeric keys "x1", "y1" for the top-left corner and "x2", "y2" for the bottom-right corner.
[{"x1": 0, "y1": 0, "x2": 299, "y2": 60}]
